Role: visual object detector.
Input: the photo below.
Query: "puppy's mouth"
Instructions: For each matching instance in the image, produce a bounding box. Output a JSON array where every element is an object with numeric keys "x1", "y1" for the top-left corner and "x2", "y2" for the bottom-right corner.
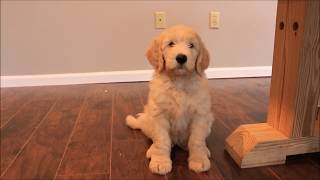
[{"x1": 174, "y1": 65, "x2": 188, "y2": 75}]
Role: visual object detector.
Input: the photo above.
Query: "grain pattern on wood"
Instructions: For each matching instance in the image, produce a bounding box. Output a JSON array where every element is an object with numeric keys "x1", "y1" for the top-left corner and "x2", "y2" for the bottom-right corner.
[
  {"x1": 55, "y1": 173, "x2": 108, "y2": 180},
  {"x1": 1, "y1": 85, "x2": 88, "y2": 180},
  {"x1": 56, "y1": 84, "x2": 113, "y2": 176},
  {"x1": 209, "y1": 78, "x2": 269, "y2": 129},
  {"x1": 1, "y1": 87, "x2": 37, "y2": 127},
  {"x1": 167, "y1": 146, "x2": 223, "y2": 180},
  {"x1": 315, "y1": 117, "x2": 320, "y2": 137},
  {"x1": 225, "y1": 123, "x2": 320, "y2": 168},
  {"x1": 0, "y1": 88, "x2": 15, "y2": 103},
  {"x1": 293, "y1": 0, "x2": 320, "y2": 137},
  {"x1": 305, "y1": 152, "x2": 320, "y2": 168},
  {"x1": 111, "y1": 139, "x2": 164, "y2": 180},
  {"x1": 277, "y1": 0, "x2": 306, "y2": 137},
  {"x1": 271, "y1": 154, "x2": 320, "y2": 180},
  {"x1": 112, "y1": 83, "x2": 145, "y2": 141},
  {"x1": 110, "y1": 83, "x2": 164, "y2": 179},
  {"x1": 208, "y1": 121, "x2": 279, "y2": 180},
  {"x1": 225, "y1": 123, "x2": 287, "y2": 168},
  {"x1": 0, "y1": 86, "x2": 63, "y2": 175},
  {"x1": 267, "y1": 0, "x2": 289, "y2": 130},
  {"x1": 135, "y1": 82, "x2": 149, "y2": 105},
  {"x1": 315, "y1": 99, "x2": 320, "y2": 137},
  {"x1": 268, "y1": 0, "x2": 320, "y2": 138}
]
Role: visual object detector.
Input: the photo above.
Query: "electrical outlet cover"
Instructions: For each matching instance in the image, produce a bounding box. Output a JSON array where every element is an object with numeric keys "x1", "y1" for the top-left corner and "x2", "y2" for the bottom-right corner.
[{"x1": 155, "y1": 12, "x2": 167, "y2": 29}]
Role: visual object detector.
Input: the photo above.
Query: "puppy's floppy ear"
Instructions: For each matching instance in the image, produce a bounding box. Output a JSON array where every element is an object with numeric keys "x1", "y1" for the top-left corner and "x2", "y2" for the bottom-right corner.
[
  {"x1": 196, "y1": 39, "x2": 210, "y2": 74},
  {"x1": 146, "y1": 38, "x2": 164, "y2": 72}
]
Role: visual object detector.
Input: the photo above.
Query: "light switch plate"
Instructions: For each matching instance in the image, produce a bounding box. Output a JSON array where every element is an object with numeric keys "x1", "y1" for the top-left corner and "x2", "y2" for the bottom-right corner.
[{"x1": 210, "y1": 11, "x2": 220, "y2": 28}]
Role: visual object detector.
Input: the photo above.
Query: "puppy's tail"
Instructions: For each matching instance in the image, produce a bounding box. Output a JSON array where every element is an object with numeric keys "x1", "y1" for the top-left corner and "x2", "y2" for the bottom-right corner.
[{"x1": 125, "y1": 113, "x2": 145, "y2": 130}]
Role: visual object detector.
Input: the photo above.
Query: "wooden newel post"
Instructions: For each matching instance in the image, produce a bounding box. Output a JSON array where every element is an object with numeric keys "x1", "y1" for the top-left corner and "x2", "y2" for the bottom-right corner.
[{"x1": 224, "y1": 0, "x2": 320, "y2": 168}]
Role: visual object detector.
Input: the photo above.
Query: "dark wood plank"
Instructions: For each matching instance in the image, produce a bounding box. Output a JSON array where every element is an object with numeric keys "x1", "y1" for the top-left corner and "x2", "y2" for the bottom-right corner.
[
  {"x1": 305, "y1": 152, "x2": 320, "y2": 168},
  {"x1": 56, "y1": 84, "x2": 113, "y2": 177},
  {"x1": 209, "y1": 79, "x2": 270, "y2": 127},
  {"x1": 0, "y1": 86, "x2": 64, "y2": 175},
  {"x1": 134, "y1": 82, "x2": 149, "y2": 105},
  {"x1": 167, "y1": 146, "x2": 223, "y2": 180},
  {"x1": 0, "y1": 87, "x2": 34, "y2": 105},
  {"x1": 110, "y1": 83, "x2": 165, "y2": 179},
  {"x1": 111, "y1": 139, "x2": 164, "y2": 180},
  {"x1": 111, "y1": 83, "x2": 145, "y2": 141},
  {"x1": 0, "y1": 88, "x2": 15, "y2": 102},
  {"x1": 1, "y1": 86, "x2": 38, "y2": 127},
  {"x1": 55, "y1": 173, "x2": 108, "y2": 180},
  {"x1": 315, "y1": 101, "x2": 320, "y2": 137},
  {"x1": 1, "y1": 85, "x2": 89, "y2": 180},
  {"x1": 270, "y1": 153, "x2": 320, "y2": 180}
]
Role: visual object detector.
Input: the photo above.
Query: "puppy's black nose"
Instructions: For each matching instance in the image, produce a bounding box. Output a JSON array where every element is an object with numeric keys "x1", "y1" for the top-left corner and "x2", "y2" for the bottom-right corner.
[{"x1": 176, "y1": 54, "x2": 187, "y2": 64}]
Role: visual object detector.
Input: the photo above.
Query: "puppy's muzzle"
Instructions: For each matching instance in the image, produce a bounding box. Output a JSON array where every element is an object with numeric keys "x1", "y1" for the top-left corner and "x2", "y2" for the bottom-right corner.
[{"x1": 176, "y1": 54, "x2": 187, "y2": 65}]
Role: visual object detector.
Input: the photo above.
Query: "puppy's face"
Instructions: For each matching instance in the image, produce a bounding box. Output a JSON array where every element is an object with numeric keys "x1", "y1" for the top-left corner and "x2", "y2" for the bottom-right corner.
[
  {"x1": 161, "y1": 29, "x2": 199, "y2": 75},
  {"x1": 146, "y1": 25, "x2": 209, "y2": 76}
]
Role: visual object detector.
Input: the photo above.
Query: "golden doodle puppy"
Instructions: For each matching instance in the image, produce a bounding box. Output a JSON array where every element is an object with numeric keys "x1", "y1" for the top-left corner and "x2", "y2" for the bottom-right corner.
[{"x1": 126, "y1": 25, "x2": 214, "y2": 175}]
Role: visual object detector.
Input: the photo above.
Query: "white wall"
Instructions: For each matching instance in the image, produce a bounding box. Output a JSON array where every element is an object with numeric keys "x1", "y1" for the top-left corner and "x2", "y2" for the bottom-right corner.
[{"x1": 1, "y1": 1, "x2": 277, "y2": 76}]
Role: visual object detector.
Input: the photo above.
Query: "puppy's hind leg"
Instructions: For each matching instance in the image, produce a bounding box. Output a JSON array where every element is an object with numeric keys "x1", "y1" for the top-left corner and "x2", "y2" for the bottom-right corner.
[{"x1": 125, "y1": 113, "x2": 145, "y2": 130}]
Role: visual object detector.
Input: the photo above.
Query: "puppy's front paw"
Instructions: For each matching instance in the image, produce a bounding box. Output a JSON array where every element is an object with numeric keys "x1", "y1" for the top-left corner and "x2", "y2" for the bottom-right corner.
[
  {"x1": 149, "y1": 157, "x2": 172, "y2": 175},
  {"x1": 188, "y1": 155, "x2": 210, "y2": 173}
]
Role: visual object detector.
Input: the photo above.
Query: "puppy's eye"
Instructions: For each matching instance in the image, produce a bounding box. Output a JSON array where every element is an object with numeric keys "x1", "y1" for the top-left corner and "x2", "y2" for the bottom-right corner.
[
  {"x1": 187, "y1": 43, "x2": 194, "y2": 48},
  {"x1": 168, "y1": 41, "x2": 175, "y2": 47}
]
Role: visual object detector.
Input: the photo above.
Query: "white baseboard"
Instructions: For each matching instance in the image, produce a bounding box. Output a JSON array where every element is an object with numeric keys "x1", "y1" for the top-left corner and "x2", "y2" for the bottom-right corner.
[
  {"x1": 1, "y1": 66, "x2": 271, "y2": 87},
  {"x1": 205, "y1": 66, "x2": 272, "y2": 79}
]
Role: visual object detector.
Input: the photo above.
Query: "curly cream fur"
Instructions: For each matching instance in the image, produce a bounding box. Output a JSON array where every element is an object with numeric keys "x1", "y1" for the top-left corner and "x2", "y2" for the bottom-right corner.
[{"x1": 126, "y1": 25, "x2": 214, "y2": 175}]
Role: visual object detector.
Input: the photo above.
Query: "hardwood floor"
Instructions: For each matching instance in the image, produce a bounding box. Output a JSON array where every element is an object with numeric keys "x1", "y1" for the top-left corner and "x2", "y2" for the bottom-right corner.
[{"x1": 1, "y1": 78, "x2": 319, "y2": 180}]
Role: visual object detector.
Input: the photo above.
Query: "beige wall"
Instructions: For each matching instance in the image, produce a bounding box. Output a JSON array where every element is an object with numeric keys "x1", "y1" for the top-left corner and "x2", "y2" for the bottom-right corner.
[{"x1": 1, "y1": 1, "x2": 277, "y2": 76}]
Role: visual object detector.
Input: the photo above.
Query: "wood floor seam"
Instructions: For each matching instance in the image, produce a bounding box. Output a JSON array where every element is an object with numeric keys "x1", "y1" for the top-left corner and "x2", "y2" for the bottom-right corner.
[
  {"x1": 56, "y1": 172, "x2": 106, "y2": 176},
  {"x1": 0, "y1": 101, "x2": 30, "y2": 129},
  {"x1": 109, "y1": 91, "x2": 115, "y2": 180},
  {"x1": 0, "y1": 89, "x2": 40, "y2": 129},
  {"x1": 267, "y1": 167, "x2": 283, "y2": 180},
  {"x1": 0, "y1": 95, "x2": 61, "y2": 178},
  {"x1": 53, "y1": 93, "x2": 90, "y2": 180},
  {"x1": 307, "y1": 158, "x2": 320, "y2": 168},
  {"x1": 1, "y1": 88, "x2": 36, "y2": 127}
]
